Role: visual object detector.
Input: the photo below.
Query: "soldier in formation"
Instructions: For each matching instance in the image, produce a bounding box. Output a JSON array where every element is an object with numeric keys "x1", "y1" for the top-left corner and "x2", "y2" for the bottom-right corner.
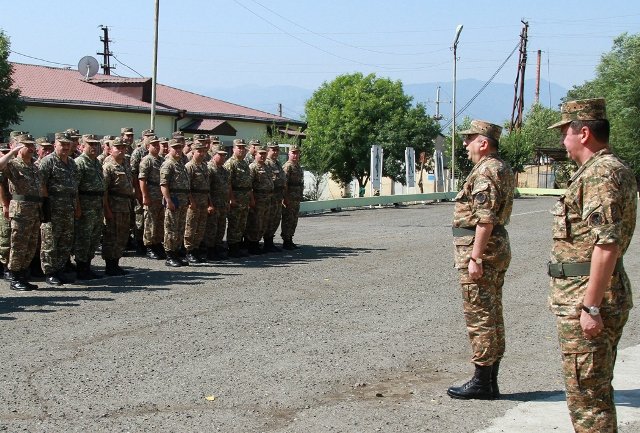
[{"x1": 245, "y1": 144, "x2": 273, "y2": 254}]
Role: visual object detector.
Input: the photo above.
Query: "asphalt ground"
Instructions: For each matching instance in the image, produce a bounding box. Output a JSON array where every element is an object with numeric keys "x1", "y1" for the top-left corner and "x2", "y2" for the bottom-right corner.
[{"x1": 1, "y1": 196, "x2": 639, "y2": 432}]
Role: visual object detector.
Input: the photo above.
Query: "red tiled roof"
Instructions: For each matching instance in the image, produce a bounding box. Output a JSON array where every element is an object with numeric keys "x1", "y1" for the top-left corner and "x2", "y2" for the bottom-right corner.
[
  {"x1": 181, "y1": 119, "x2": 237, "y2": 136},
  {"x1": 11, "y1": 62, "x2": 303, "y2": 125}
]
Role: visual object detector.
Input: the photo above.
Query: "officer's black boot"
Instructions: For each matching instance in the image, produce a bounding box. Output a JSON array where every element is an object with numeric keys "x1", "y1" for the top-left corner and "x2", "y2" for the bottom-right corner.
[
  {"x1": 10, "y1": 270, "x2": 36, "y2": 291},
  {"x1": 135, "y1": 239, "x2": 146, "y2": 256},
  {"x1": 263, "y1": 237, "x2": 281, "y2": 253},
  {"x1": 114, "y1": 258, "x2": 128, "y2": 275},
  {"x1": 104, "y1": 259, "x2": 120, "y2": 276},
  {"x1": 227, "y1": 243, "x2": 242, "y2": 259},
  {"x1": 447, "y1": 364, "x2": 494, "y2": 400},
  {"x1": 216, "y1": 245, "x2": 229, "y2": 260},
  {"x1": 45, "y1": 272, "x2": 64, "y2": 286},
  {"x1": 154, "y1": 244, "x2": 166, "y2": 259},
  {"x1": 186, "y1": 250, "x2": 202, "y2": 264},
  {"x1": 165, "y1": 251, "x2": 183, "y2": 268},
  {"x1": 282, "y1": 239, "x2": 295, "y2": 250},
  {"x1": 76, "y1": 261, "x2": 95, "y2": 280},
  {"x1": 248, "y1": 241, "x2": 264, "y2": 255},
  {"x1": 146, "y1": 245, "x2": 161, "y2": 260},
  {"x1": 491, "y1": 360, "x2": 501, "y2": 399},
  {"x1": 206, "y1": 247, "x2": 218, "y2": 262}
]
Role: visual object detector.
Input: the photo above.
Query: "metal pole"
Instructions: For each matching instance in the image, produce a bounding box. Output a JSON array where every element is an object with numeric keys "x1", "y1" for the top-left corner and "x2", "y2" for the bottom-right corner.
[
  {"x1": 150, "y1": 0, "x2": 159, "y2": 130},
  {"x1": 451, "y1": 25, "x2": 463, "y2": 191}
]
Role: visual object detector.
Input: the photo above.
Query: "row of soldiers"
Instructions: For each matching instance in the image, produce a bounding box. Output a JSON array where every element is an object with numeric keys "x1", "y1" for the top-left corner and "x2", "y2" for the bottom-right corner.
[{"x1": 0, "y1": 128, "x2": 304, "y2": 291}]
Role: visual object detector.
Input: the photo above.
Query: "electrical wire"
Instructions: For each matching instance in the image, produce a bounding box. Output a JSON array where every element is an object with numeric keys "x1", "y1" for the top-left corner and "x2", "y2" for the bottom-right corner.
[
  {"x1": 9, "y1": 50, "x2": 73, "y2": 67},
  {"x1": 111, "y1": 53, "x2": 145, "y2": 78}
]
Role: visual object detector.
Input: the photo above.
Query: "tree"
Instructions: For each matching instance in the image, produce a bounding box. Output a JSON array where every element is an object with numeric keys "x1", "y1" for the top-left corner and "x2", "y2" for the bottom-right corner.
[
  {"x1": 0, "y1": 30, "x2": 25, "y2": 136},
  {"x1": 566, "y1": 32, "x2": 640, "y2": 177},
  {"x1": 304, "y1": 73, "x2": 440, "y2": 193}
]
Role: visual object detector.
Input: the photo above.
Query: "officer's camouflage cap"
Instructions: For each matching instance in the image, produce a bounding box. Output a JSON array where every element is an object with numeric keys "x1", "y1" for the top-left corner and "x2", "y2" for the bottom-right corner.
[
  {"x1": 158, "y1": 137, "x2": 169, "y2": 144},
  {"x1": 145, "y1": 135, "x2": 160, "y2": 144},
  {"x1": 9, "y1": 130, "x2": 28, "y2": 138},
  {"x1": 82, "y1": 134, "x2": 100, "y2": 144},
  {"x1": 121, "y1": 127, "x2": 134, "y2": 135},
  {"x1": 36, "y1": 137, "x2": 53, "y2": 146},
  {"x1": 193, "y1": 134, "x2": 208, "y2": 142},
  {"x1": 548, "y1": 98, "x2": 607, "y2": 129},
  {"x1": 192, "y1": 141, "x2": 207, "y2": 150},
  {"x1": 233, "y1": 138, "x2": 247, "y2": 147},
  {"x1": 172, "y1": 131, "x2": 184, "y2": 139},
  {"x1": 267, "y1": 141, "x2": 279, "y2": 148},
  {"x1": 15, "y1": 133, "x2": 36, "y2": 145},
  {"x1": 141, "y1": 129, "x2": 155, "y2": 137},
  {"x1": 55, "y1": 132, "x2": 73, "y2": 143},
  {"x1": 109, "y1": 137, "x2": 126, "y2": 146},
  {"x1": 257, "y1": 144, "x2": 268, "y2": 153},
  {"x1": 210, "y1": 144, "x2": 227, "y2": 154},
  {"x1": 459, "y1": 120, "x2": 502, "y2": 142},
  {"x1": 65, "y1": 128, "x2": 81, "y2": 138},
  {"x1": 168, "y1": 139, "x2": 183, "y2": 148},
  {"x1": 0, "y1": 142, "x2": 9, "y2": 151},
  {"x1": 289, "y1": 144, "x2": 300, "y2": 152},
  {"x1": 248, "y1": 139, "x2": 260, "y2": 146},
  {"x1": 209, "y1": 135, "x2": 220, "y2": 143}
]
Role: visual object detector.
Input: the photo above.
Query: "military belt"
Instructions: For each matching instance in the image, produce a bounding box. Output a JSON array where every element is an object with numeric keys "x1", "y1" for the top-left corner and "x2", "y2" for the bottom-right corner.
[
  {"x1": 233, "y1": 186, "x2": 252, "y2": 192},
  {"x1": 452, "y1": 225, "x2": 505, "y2": 237},
  {"x1": 79, "y1": 190, "x2": 104, "y2": 197},
  {"x1": 12, "y1": 194, "x2": 42, "y2": 203},
  {"x1": 547, "y1": 258, "x2": 624, "y2": 278},
  {"x1": 191, "y1": 189, "x2": 209, "y2": 194},
  {"x1": 48, "y1": 191, "x2": 76, "y2": 199},
  {"x1": 108, "y1": 190, "x2": 134, "y2": 199}
]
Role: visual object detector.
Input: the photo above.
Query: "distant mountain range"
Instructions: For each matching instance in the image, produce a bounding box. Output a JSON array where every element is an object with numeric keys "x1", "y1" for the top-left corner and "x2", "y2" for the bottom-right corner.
[{"x1": 195, "y1": 78, "x2": 568, "y2": 127}]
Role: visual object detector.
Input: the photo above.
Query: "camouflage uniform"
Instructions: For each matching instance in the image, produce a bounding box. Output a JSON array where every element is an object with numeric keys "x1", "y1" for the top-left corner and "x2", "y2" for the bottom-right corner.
[
  {"x1": 160, "y1": 152, "x2": 190, "y2": 254},
  {"x1": 102, "y1": 155, "x2": 134, "y2": 262},
  {"x1": 264, "y1": 154, "x2": 286, "y2": 241},
  {"x1": 139, "y1": 153, "x2": 165, "y2": 249},
  {"x1": 39, "y1": 150, "x2": 79, "y2": 276},
  {"x1": 204, "y1": 151, "x2": 230, "y2": 254},
  {"x1": 184, "y1": 155, "x2": 210, "y2": 256},
  {"x1": 130, "y1": 143, "x2": 148, "y2": 249},
  {"x1": 452, "y1": 153, "x2": 514, "y2": 366},
  {"x1": 281, "y1": 157, "x2": 304, "y2": 243},
  {"x1": 548, "y1": 100, "x2": 637, "y2": 432},
  {"x1": 74, "y1": 150, "x2": 105, "y2": 264},
  {"x1": 0, "y1": 173, "x2": 10, "y2": 271},
  {"x1": 224, "y1": 152, "x2": 252, "y2": 245},
  {"x1": 245, "y1": 155, "x2": 273, "y2": 244}
]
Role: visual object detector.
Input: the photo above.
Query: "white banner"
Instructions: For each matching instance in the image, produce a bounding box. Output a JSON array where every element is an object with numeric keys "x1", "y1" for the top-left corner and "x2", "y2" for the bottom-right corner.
[
  {"x1": 370, "y1": 145, "x2": 383, "y2": 191},
  {"x1": 405, "y1": 147, "x2": 416, "y2": 188}
]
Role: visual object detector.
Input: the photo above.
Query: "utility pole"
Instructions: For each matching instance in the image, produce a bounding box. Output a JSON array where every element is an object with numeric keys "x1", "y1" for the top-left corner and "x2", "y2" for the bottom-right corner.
[
  {"x1": 97, "y1": 25, "x2": 114, "y2": 75},
  {"x1": 433, "y1": 86, "x2": 444, "y2": 121},
  {"x1": 534, "y1": 49, "x2": 541, "y2": 105},
  {"x1": 509, "y1": 20, "x2": 528, "y2": 131},
  {"x1": 278, "y1": 103, "x2": 283, "y2": 117}
]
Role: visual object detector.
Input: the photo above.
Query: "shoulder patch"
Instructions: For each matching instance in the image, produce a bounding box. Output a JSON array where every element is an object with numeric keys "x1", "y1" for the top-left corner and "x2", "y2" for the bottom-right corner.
[
  {"x1": 588, "y1": 211, "x2": 604, "y2": 226},
  {"x1": 475, "y1": 192, "x2": 488, "y2": 204}
]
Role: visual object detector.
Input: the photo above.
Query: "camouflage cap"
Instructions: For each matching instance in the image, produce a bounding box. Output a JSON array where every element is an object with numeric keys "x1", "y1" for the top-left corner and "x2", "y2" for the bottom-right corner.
[
  {"x1": 172, "y1": 131, "x2": 185, "y2": 139},
  {"x1": 548, "y1": 98, "x2": 607, "y2": 129},
  {"x1": 289, "y1": 144, "x2": 300, "y2": 152},
  {"x1": 193, "y1": 133, "x2": 208, "y2": 142},
  {"x1": 55, "y1": 132, "x2": 73, "y2": 143},
  {"x1": 141, "y1": 129, "x2": 155, "y2": 137},
  {"x1": 15, "y1": 133, "x2": 36, "y2": 145},
  {"x1": 267, "y1": 141, "x2": 280, "y2": 149},
  {"x1": 158, "y1": 136, "x2": 169, "y2": 144},
  {"x1": 256, "y1": 144, "x2": 269, "y2": 153},
  {"x1": 145, "y1": 135, "x2": 160, "y2": 144},
  {"x1": 9, "y1": 130, "x2": 28, "y2": 138},
  {"x1": 210, "y1": 144, "x2": 227, "y2": 154},
  {"x1": 248, "y1": 139, "x2": 260, "y2": 146},
  {"x1": 36, "y1": 137, "x2": 53, "y2": 147},
  {"x1": 121, "y1": 127, "x2": 134, "y2": 135},
  {"x1": 168, "y1": 139, "x2": 183, "y2": 148},
  {"x1": 209, "y1": 135, "x2": 220, "y2": 143},
  {"x1": 459, "y1": 120, "x2": 502, "y2": 142},
  {"x1": 233, "y1": 138, "x2": 247, "y2": 147},
  {"x1": 65, "y1": 128, "x2": 81, "y2": 138},
  {"x1": 0, "y1": 142, "x2": 8, "y2": 151},
  {"x1": 109, "y1": 137, "x2": 126, "y2": 147},
  {"x1": 192, "y1": 141, "x2": 207, "y2": 150},
  {"x1": 82, "y1": 134, "x2": 100, "y2": 144}
]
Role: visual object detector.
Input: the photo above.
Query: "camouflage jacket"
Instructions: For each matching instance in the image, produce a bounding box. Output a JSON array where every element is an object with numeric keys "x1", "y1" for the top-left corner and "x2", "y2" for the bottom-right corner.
[
  {"x1": 185, "y1": 159, "x2": 210, "y2": 205},
  {"x1": 139, "y1": 154, "x2": 164, "y2": 202},
  {"x1": 3, "y1": 157, "x2": 42, "y2": 217},
  {"x1": 549, "y1": 148, "x2": 637, "y2": 316},
  {"x1": 75, "y1": 153, "x2": 105, "y2": 209},
  {"x1": 129, "y1": 145, "x2": 148, "y2": 177},
  {"x1": 208, "y1": 162, "x2": 230, "y2": 210},
  {"x1": 39, "y1": 152, "x2": 79, "y2": 209},
  {"x1": 250, "y1": 161, "x2": 274, "y2": 199},
  {"x1": 265, "y1": 158, "x2": 286, "y2": 199},
  {"x1": 160, "y1": 156, "x2": 190, "y2": 202},
  {"x1": 103, "y1": 156, "x2": 134, "y2": 213},
  {"x1": 283, "y1": 161, "x2": 304, "y2": 201},
  {"x1": 224, "y1": 155, "x2": 252, "y2": 191}
]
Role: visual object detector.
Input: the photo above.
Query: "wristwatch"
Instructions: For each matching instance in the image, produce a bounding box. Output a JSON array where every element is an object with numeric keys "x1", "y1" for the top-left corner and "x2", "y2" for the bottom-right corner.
[
  {"x1": 582, "y1": 305, "x2": 600, "y2": 316},
  {"x1": 470, "y1": 257, "x2": 483, "y2": 265}
]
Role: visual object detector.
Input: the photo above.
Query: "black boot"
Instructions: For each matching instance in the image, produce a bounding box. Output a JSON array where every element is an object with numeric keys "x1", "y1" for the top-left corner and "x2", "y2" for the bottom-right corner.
[
  {"x1": 215, "y1": 245, "x2": 228, "y2": 260},
  {"x1": 135, "y1": 239, "x2": 146, "y2": 256},
  {"x1": 76, "y1": 261, "x2": 96, "y2": 280},
  {"x1": 64, "y1": 258, "x2": 76, "y2": 272},
  {"x1": 29, "y1": 256, "x2": 45, "y2": 278},
  {"x1": 104, "y1": 259, "x2": 120, "y2": 276},
  {"x1": 447, "y1": 364, "x2": 494, "y2": 400},
  {"x1": 165, "y1": 251, "x2": 183, "y2": 267},
  {"x1": 491, "y1": 360, "x2": 501, "y2": 399},
  {"x1": 263, "y1": 237, "x2": 281, "y2": 253},
  {"x1": 282, "y1": 239, "x2": 296, "y2": 250},
  {"x1": 227, "y1": 243, "x2": 243, "y2": 259},
  {"x1": 114, "y1": 258, "x2": 128, "y2": 275},
  {"x1": 206, "y1": 247, "x2": 219, "y2": 262},
  {"x1": 45, "y1": 273, "x2": 64, "y2": 286},
  {"x1": 146, "y1": 246, "x2": 161, "y2": 260},
  {"x1": 10, "y1": 270, "x2": 37, "y2": 291},
  {"x1": 186, "y1": 250, "x2": 202, "y2": 264},
  {"x1": 247, "y1": 241, "x2": 263, "y2": 255}
]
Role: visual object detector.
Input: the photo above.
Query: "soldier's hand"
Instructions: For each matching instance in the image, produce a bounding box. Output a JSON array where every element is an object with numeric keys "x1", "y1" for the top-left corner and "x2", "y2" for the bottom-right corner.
[
  {"x1": 142, "y1": 196, "x2": 151, "y2": 206},
  {"x1": 208, "y1": 205, "x2": 215, "y2": 215},
  {"x1": 166, "y1": 200, "x2": 176, "y2": 211},
  {"x1": 580, "y1": 310, "x2": 604, "y2": 339},
  {"x1": 468, "y1": 260, "x2": 483, "y2": 280}
]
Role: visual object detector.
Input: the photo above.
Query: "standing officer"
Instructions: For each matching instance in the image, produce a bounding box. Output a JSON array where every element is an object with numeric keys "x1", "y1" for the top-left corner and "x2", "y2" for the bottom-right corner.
[
  {"x1": 246, "y1": 144, "x2": 273, "y2": 254},
  {"x1": 161, "y1": 139, "x2": 191, "y2": 267},
  {"x1": 74, "y1": 134, "x2": 105, "y2": 280},
  {"x1": 0, "y1": 136, "x2": 40, "y2": 291},
  {"x1": 139, "y1": 136, "x2": 166, "y2": 259},
  {"x1": 39, "y1": 132, "x2": 80, "y2": 286},
  {"x1": 98, "y1": 136, "x2": 115, "y2": 165},
  {"x1": 184, "y1": 139, "x2": 212, "y2": 263},
  {"x1": 102, "y1": 138, "x2": 135, "y2": 276},
  {"x1": 263, "y1": 141, "x2": 285, "y2": 252},
  {"x1": 204, "y1": 142, "x2": 229, "y2": 260},
  {"x1": 245, "y1": 139, "x2": 259, "y2": 164},
  {"x1": 547, "y1": 98, "x2": 637, "y2": 432},
  {"x1": 281, "y1": 144, "x2": 304, "y2": 250},
  {"x1": 447, "y1": 120, "x2": 514, "y2": 400},
  {"x1": 224, "y1": 139, "x2": 254, "y2": 258}
]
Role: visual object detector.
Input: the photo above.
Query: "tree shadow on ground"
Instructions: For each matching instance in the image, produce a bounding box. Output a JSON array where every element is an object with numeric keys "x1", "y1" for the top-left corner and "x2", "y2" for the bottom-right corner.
[
  {"x1": 0, "y1": 295, "x2": 115, "y2": 320},
  {"x1": 500, "y1": 389, "x2": 565, "y2": 402}
]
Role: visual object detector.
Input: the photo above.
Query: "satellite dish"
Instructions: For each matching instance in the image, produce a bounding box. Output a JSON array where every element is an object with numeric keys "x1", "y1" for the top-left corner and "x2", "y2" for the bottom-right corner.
[{"x1": 78, "y1": 56, "x2": 99, "y2": 79}]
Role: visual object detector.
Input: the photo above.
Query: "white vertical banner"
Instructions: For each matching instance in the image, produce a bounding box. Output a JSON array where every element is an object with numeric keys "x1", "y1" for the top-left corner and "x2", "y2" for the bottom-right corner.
[
  {"x1": 405, "y1": 147, "x2": 416, "y2": 188},
  {"x1": 370, "y1": 145, "x2": 383, "y2": 193}
]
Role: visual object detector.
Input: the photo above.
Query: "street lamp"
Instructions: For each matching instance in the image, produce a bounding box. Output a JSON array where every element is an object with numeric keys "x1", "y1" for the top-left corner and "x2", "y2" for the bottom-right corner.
[{"x1": 451, "y1": 24, "x2": 463, "y2": 191}]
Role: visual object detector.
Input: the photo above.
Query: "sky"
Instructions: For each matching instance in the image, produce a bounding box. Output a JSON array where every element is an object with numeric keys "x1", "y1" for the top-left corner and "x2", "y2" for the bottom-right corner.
[{"x1": 2, "y1": 0, "x2": 639, "y2": 110}]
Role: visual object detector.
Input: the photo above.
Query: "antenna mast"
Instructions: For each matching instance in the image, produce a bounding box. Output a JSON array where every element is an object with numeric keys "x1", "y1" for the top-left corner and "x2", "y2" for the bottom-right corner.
[{"x1": 97, "y1": 25, "x2": 114, "y2": 75}]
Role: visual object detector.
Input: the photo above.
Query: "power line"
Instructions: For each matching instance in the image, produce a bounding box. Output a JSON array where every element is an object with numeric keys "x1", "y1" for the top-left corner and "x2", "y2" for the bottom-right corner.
[
  {"x1": 8, "y1": 50, "x2": 73, "y2": 67},
  {"x1": 112, "y1": 53, "x2": 145, "y2": 78}
]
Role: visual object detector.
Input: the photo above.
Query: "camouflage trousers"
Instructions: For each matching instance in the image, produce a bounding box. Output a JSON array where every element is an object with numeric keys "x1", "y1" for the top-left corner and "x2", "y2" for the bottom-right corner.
[
  {"x1": 245, "y1": 195, "x2": 271, "y2": 242},
  {"x1": 164, "y1": 203, "x2": 188, "y2": 252},
  {"x1": 134, "y1": 200, "x2": 144, "y2": 241},
  {"x1": 557, "y1": 311, "x2": 629, "y2": 433},
  {"x1": 8, "y1": 203, "x2": 40, "y2": 272},
  {"x1": 0, "y1": 206, "x2": 10, "y2": 266},
  {"x1": 280, "y1": 199, "x2": 300, "y2": 240},
  {"x1": 102, "y1": 211, "x2": 131, "y2": 261},
  {"x1": 203, "y1": 208, "x2": 227, "y2": 248},
  {"x1": 73, "y1": 201, "x2": 103, "y2": 262},
  {"x1": 264, "y1": 195, "x2": 283, "y2": 239},
  {"x1": 184, "y1": 200, "x2": 209, "y2": 251},
  {"x1": 226, "y1": 195, "x2": 250, "y2": 245},
  {"x1": 41, "y1": 205, "x2": 75, "y2": 275},
  {"x1": 143, "y1": 202, "x2": 165, "y2": 246}
]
